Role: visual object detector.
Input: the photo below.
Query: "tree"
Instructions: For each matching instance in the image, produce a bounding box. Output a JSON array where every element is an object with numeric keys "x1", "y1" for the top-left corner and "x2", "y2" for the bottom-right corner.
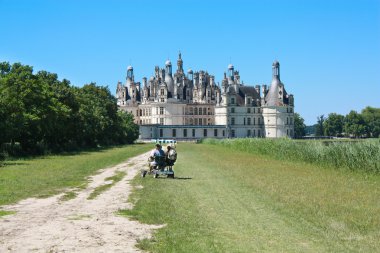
[
  {"x1": 293, "y1": 113, "x2": 306, "y2": 138},
  {"x1": 361, "y1": 106, "x2": 380, "y2": 138},
  {"x1": 344, "y1": 110, "x2": 366, "y2": 138},
  {"x1": 324, "y1": 113, "x2": 345, "y2": 137},
  {"x1": 315, "y1": 115, "x2": 325, "y2": 136},
  {"x1": 116, "y1": 111, "x2": 139, "y2": 144}
]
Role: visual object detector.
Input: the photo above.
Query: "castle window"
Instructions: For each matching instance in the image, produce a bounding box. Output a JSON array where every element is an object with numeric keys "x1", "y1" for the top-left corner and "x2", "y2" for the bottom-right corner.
[
  {"x1": 214, "y1": 129, "x2": 218, "y2": 137},
  {"x1": 244, "y1": 118, "x2": 246, "y2": 125},
  {"x1": 248, "y1": 118, "x2": 251, "y2": 125},
  {"x1": 199, "y1": 108, "x2": 202, "y2": 115},
  {"x1": 231, "y1": 107, "x2": 235, "y2": 113},
  {"x1": 203, "y1": 108, "x2": 206, "y2": 115},
  {"x1": 247, "y1": 130, "x2": 251, "y2": 136},
  {"x1": 231, "y1": 130, "x2": 235, "y2": 137},
  {"x1": 161, "y1": 89, "x2": 164, "y2": 95},
  {"x1": 247, "y1": 108, "x2": 251, "y2": 113},
  {"x1": 160, "y1": 107, "x2": 164, "y2": 115},
  {"x1": 160, "y1": 98, "x2": 164, "y2": 102},
  {"x1": 203, "y1": 118, "x2": 206, "y2": 125},
  {"x1": 253, "y1": 129, "x2": 256, "y2": 137},
  {"x1": 199, "y1": 119, "x2": 202, "y2": 126},
  {"x1": 258, "y1": 129, "x2": 261, "y2": 136},
  {"x1": 184, "y1": 129, "x2": 187, "y2": 137},
  {"x1": 203, "y1": 129, "x2": 207, "y2": 137},
  {"x1": 253, "y1": 108, "x2": 255, "y2": 113},
  {"x1": 194, "y1": 107, "x2": 198, "y2": 115},
  {"x1": 172, "y1": 129, "x2": 176, "y2": 137},
  {"x1": 160, "y1": 118, "x2": 164, "y2": 125},
  {"x1": 223, "y1": 130, "x2": 225, "y2": 137},
  {"x1": 231, "y1": 98, "x2": 235, "y2": 104},
  {"x1": 159, "y1": 129, "x2": 163, "y2": 137},
  {"x1": 231, "y1": 118, "x2": 235, "y2": 125},
  {"x1": 192, "y1": 129, "x2": 195, "y2": 137}
]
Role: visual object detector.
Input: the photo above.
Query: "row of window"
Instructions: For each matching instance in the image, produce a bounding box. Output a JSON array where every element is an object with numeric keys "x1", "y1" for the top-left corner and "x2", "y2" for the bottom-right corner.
[
  {"x1": 230, "y1": 129, "x2": 262, "y2": 138},
  {"x1": 137, "y1": 108, "x2": 152, "y2": 117},
  {"x1": 185, "y1": 118, "x2": 212, "y2": 125},
  {"x1": 156, "y1": 128, "x2": 264, "y2": 138},
  {"x1": 186, "y1": 107, "x2": 213, "y2": 115},
  {"x1": 230, "y1": 117, "x2": 263, "y2": 125},
  {"x1": 159, "y1": 128, "x2": 225, "y2": 138},
  {"x1": 231, "y1": 107, "x2": 263, "y2": 114}
]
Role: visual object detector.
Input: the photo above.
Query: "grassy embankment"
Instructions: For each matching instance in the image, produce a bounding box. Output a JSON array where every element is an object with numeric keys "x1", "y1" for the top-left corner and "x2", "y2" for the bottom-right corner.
[
  {"x1": 0, "y1": 144, "x2": 151, "y2": 212},
  {"x1": 122, "y1": 141, "x2": 380, "y2": 253}
]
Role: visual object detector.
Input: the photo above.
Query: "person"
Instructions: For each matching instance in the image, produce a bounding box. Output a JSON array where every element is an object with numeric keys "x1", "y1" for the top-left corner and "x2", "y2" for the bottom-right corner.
[
  {"x1": 165, "y1": 145, "x2": 177, "y2": 168},
  {"x1": 149, "y1": 144, "x2": 165, "y2": 171}
]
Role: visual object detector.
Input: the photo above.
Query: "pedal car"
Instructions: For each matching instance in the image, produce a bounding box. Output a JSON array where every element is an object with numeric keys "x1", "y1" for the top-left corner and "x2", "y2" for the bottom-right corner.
[{"x1": 141, "y1": 155, "x2": 175, "y2": 179}]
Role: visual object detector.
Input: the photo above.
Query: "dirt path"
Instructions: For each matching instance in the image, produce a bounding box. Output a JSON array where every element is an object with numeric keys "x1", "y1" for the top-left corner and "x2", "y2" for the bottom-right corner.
[{"x1": 0, "y1": 152, "x2": 162, "y2": 253}]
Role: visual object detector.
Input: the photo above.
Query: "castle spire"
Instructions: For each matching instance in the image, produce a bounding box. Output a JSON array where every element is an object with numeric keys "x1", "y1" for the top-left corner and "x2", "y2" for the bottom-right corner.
[{"x1": 177, "y1": 51, "x2": 184, "y2": 74}]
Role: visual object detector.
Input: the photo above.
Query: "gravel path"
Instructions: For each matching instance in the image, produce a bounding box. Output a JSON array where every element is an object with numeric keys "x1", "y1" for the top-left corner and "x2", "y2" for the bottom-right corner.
[{"x1": 0, "y1": 152, "x2": 161, "y2": 253}]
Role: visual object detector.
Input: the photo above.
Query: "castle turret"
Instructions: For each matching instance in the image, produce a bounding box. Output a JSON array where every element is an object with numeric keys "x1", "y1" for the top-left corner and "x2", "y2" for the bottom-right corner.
[
  {"x1": 126, "y1": 65, "x2": 134, "y2": 87},
  {"x1": 165, "y1": 60, "x2": 174, "y2": 96},
  {"x1": 265, "y1": 61, "x2": 284, "y2": 106},
  {"x1": 177, "y1": 52, "x2": 184, "y2": 74}
]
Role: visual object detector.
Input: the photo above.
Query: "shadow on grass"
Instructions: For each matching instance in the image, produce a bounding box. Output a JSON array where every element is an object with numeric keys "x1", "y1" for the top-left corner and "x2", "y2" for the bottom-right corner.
[
  {"x1": 152, "y1": 177, "x2": 192, "y2": 180},
  {"x1": 0, "y1": 162, "x2": 28, "y2": 167},
  {"x1": 2, "y1": 143, "x2": 147, "y2": 161}
]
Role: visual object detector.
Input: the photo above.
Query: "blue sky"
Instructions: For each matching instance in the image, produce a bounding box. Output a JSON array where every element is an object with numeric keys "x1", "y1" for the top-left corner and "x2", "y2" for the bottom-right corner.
[{"x1": 1, "y1": 0, "x2": 379, "y2": 125}]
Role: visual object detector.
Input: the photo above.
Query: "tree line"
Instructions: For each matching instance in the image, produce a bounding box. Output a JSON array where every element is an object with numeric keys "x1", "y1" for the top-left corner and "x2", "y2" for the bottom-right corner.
[
  {"x1": 0, "y1": 62, "x2": 139, "y2": 156},
  {"x1": 294, "y1": 107, "x2": 380, "y2": 138}
]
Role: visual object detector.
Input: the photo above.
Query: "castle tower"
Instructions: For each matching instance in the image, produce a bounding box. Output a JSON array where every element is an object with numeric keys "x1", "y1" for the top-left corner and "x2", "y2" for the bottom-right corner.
[
  {"x1": 127, "y1": 65, "x2": 134, "y2": 83},
  {"x1": 177, "y1": 52, "x2": 184, "y2": 74},
  {"x1": 228, "y1": 64, "x2": 234, "y2": 82},
  {"x1": 265, "y1": 61, "x2": 284, "y2": 106},
  {"x1": 165, "y1": 60, "x2": 174, "y2": 96}
]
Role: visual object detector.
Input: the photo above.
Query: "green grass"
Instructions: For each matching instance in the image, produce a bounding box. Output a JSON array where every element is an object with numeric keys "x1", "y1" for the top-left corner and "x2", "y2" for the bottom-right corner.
[
  {"x1": 0, "y1": 144, "x2": 151, "y2": 206},
  {"x1": 0, "y1": 210, "x2": 16, "y2": 217},
  {"x1": 121, "y1": 142, "x2": 380, "y2": 253},
  {"x1": 59, "y1": 191, "x2": 78, "y2": 201},
  {"x1": 87, "y1": 171, "x2": 126, "y2": 200}
]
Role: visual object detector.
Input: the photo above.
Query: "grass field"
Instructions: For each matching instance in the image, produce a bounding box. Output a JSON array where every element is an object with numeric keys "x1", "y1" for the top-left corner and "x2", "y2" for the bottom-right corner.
[
  {"x1": 0, "y1": 144, "x2": 151, "y2": 208},
  {"x1": 122, "y1": 142, "x2": 380, "y2": 253}
]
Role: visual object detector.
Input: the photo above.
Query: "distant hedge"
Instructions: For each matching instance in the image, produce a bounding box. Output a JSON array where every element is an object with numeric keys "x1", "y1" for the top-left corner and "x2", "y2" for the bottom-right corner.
[{"x1": 0, "y1": 62, "x2": 138, "y2": 156}]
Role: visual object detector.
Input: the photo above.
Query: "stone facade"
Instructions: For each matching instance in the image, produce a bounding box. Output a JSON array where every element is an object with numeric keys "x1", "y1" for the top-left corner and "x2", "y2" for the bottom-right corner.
[{"x1": 116, "y1": 53, "x2": 294, "y2": 140}]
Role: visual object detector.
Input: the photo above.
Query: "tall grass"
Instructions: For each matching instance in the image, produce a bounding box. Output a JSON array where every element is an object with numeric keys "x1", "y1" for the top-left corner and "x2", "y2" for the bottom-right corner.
[{"x1": 201, "y1": 138, "x2": 380, "y2": 173}]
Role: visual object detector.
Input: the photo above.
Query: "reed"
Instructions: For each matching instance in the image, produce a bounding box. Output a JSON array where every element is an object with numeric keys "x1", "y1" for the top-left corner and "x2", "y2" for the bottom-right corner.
[{"x1": 201, "y1": 138, "x2": 380, "y2": 173}]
